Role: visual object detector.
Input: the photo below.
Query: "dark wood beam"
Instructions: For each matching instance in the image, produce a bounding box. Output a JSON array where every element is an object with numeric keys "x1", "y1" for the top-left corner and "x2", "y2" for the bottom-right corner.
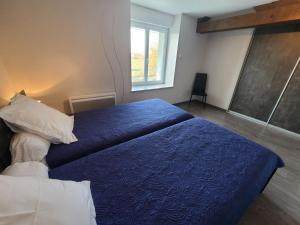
[
  {"x1": 255, "y1": 0, "x2": 298, "y2": 11},
  {"x1": 254, "y1": 2, "x2": 279, "y2": 11},
  {"x1": 197, "y1": 0, "x2": 300, "y2": 33}
]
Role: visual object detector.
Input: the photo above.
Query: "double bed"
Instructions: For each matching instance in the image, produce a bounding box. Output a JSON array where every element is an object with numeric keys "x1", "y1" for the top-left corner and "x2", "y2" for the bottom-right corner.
[
  {"x1": 50, "y1": 118, "x2": 283, "y2": 225},
  {"x1": 1, "y1": 98, "x2": 283, "y2": 225},
  {"x1": 46, "y1": 99, "x2": 193, "y2": 168}
]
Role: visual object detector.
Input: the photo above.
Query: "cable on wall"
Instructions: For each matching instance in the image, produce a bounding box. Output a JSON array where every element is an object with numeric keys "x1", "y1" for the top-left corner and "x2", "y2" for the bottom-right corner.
[
  {"x1": 98, "y1": 10, "x2": 118, "y2": 100},
  {"x1": 98, "y1": 6, "x2": 126, "y2": 104},
  {"x1": 112, "y1": 16, "x2": 126, "y2": 103}
]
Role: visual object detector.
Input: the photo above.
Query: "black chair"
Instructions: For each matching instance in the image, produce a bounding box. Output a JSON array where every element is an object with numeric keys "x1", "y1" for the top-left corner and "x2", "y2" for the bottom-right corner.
[{"x1": 189, "y1": 73, "x2": 207, "y2": 105}]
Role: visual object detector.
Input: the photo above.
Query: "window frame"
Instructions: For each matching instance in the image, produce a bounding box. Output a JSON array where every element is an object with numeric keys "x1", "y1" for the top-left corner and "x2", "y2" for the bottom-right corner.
[{"x1": 131, "y1": 21, "x2": 169, "y2": 86}]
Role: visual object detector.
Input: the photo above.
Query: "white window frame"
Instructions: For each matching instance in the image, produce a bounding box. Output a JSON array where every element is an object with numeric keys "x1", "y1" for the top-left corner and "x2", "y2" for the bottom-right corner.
[{"x1": 131, "y1": 21, "x2": 169, "y2": 86}]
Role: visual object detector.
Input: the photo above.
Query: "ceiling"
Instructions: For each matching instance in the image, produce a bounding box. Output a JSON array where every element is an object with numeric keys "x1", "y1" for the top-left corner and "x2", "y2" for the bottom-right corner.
[{"x1": 131, "y1": 0, "x2": 277, "y2": 17}]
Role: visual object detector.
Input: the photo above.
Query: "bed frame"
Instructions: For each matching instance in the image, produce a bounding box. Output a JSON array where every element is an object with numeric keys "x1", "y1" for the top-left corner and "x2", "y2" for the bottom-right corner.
[
  {"x1": 0, "y1": 119, "x2": 13, "y2": 172},
  {"x1": 260, "y1": 169, "x2": 277, "y2": 193}
]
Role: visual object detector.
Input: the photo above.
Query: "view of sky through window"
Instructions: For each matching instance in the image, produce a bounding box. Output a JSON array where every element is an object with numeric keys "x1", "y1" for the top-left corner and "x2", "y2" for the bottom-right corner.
[{"x1": 131, "y1": 24, "x2": 167, "y2": 85}]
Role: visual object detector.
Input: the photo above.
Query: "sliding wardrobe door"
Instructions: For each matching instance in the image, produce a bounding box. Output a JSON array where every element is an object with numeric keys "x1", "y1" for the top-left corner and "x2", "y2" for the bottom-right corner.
[
  {"x1": 230, "y1": 24, "x2": 300, "y2": 122},
  {"x1": 270, "y1": 60, "x2": 300, "y2": 133}
]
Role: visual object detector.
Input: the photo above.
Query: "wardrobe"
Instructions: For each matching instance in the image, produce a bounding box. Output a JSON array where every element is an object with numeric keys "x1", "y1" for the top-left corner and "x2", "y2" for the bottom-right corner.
[{"x1": 230, "y1": 24, "x2": 300, "y2": 134}]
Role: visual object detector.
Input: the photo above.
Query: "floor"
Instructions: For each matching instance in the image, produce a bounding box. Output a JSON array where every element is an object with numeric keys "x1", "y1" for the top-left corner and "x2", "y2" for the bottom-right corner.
[{"x1": 177, "y1": 101, "x2": 300, "y2": 225}]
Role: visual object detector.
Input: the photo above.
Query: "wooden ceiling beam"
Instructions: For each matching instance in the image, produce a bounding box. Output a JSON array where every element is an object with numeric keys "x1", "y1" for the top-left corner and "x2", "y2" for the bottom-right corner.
[
  {"x1": 254, "y1": 2, "x2": 278, "y2": 11},
  {"x1": 255, "y1": 0, "x2": 299, "y2": 11},
  {"x1": 197, "y1": 0, "x2": 300, "y2": 33}
]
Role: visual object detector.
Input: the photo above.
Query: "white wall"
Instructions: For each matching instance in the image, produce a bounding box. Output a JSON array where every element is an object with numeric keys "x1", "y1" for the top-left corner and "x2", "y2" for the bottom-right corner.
[
  {"x1": 0, "y1": 1, "x2": 252, "y2": 111},
  {"x1": 0, "y1": 0, "x2": 130, "y2": 112},
  {"x1": 203, "y1": 29, "x2": 254, "y2": 110},
  {"x1": 0, "y1": 57, "x2": 14, "y2": 106},
  {"x1": 0, "y1": 1, "x2": 208, "y2": 111},
  {"x1": 131, "y1": 4, "x2": 174, "y2": 28},
  {"x1": 126, "y1": 14, "x2": 208, "y2": 104},
  {"x1": 130, "y1": 7, "x2": 255, "y2": 109},
  {"x1": 165, "y1": 15, "x2": 181, "y2": 87}
]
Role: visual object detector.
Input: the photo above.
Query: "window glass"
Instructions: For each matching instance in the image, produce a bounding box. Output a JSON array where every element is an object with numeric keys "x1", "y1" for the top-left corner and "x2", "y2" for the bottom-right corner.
[
  {"x1": 130, "y1": 22, "x2": 168, "y2": 86},
  {"x1": 131, "y1": 27, "x2": 146, "y2": 83},
  {"x1": 148, "y1": 30, "x2": 166, "y2": 82}
]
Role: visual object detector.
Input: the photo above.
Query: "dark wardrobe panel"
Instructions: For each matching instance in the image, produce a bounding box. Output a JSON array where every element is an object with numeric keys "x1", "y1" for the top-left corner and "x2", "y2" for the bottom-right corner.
[
  {"x1": 270, "y1": 65, "x2": 300, "y2": 133},
  {"x1": 230, "y1": 24, "x2": 300, "y2": 122}
]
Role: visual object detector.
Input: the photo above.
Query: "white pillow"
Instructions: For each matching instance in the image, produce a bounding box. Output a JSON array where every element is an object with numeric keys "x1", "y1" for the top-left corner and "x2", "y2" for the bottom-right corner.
[
  {"x1": 10, "y1": 132, "x2": 50, "y2": 164},
  {"x1": 0, "y1": 94, "x2": 77, "y2": 144},
  {"x1": 2, "y1": 162, "x2": 48, "y2": 178},
  {"x1": 0, "y1": 176, "x2": 97, "y2": 225}
]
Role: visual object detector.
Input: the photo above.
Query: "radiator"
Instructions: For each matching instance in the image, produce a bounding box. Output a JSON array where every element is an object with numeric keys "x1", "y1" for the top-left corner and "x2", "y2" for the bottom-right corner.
[{"x1": 69, "y1": 93, "x2": 116, "y2": 114}]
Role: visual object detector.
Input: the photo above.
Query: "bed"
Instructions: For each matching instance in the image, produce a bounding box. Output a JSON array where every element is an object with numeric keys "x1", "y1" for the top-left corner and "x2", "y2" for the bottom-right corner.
[
  {"x1": 0, "y1": 119, "x2": 13, "y2": 172},
  {"x1": 46, "y1": 99, "x2": 193, "y2": 168},
  {"x1": 50, "y1": 118, "x2": 284, "y2": 225}
]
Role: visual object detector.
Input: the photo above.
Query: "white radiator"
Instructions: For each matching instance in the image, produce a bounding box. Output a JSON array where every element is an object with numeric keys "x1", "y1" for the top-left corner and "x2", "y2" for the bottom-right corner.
[{"x1": 69, "y1": 93, "x2": 116, "y2": 114}]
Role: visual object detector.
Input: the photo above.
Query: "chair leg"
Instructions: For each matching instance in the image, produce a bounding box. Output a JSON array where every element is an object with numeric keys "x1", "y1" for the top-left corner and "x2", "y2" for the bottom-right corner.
[
  {"x1": 189, "y1": 94, "x2": 193, "y2": 105},
  {"x1": 204, "y1": 96, "x2": 207, "y2": 107}
]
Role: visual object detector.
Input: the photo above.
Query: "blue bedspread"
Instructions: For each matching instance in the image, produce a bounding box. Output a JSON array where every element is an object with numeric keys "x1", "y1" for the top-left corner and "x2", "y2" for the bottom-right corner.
[
  {"x1": 50, "y1": 118, "x2": 284, "y2": 225},
  {"x1": 47, "y1": 99, "x2": 193, "y2": 168}
]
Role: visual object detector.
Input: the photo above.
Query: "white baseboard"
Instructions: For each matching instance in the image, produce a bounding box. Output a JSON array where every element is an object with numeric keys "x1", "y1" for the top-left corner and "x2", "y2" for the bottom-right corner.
[
  {"x1": 267, "y1": 124, "x2": 300, "y2": 140},
  {"x1": 227, "y1": 111, "x2": 267, "y2": 126},
  {"x1": 228, "y1": 111, "x2": 300, "y2": 140}
]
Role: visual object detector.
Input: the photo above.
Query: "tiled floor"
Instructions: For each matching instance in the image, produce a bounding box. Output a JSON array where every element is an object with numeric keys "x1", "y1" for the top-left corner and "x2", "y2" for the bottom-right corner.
[{"x1": 177, "y1": 101, "x2": 300, "y2": 225}]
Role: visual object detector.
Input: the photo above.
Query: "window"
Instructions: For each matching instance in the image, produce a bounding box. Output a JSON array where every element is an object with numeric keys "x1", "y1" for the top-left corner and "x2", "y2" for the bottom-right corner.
[{"x1": 131, "y1": 21, "x2": 168, "y2": 86}]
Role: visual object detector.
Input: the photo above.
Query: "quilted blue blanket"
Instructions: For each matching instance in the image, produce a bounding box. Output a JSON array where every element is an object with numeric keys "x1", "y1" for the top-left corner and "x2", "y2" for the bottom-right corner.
[
  {"x1": 50, "y1": 118, "x2": 283, "y2": 225},
  {"x1": 47, "y1": 99, "x2": 193, "y2": 168}
]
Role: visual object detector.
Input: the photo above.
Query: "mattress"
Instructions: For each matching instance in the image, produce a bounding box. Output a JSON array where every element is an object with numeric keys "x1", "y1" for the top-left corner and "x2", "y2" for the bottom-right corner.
[
  {"x1": 50, "y1": 118, "x2": 283, "y2": 225},
  {"x1": 47, "y1": 99, "x2": 193, "y2": 168}
]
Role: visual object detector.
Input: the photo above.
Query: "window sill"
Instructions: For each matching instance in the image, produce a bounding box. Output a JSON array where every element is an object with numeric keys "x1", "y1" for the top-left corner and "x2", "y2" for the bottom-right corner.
[{"x1": 131, "y1": 83, "x2": 174, "y2": 92}]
